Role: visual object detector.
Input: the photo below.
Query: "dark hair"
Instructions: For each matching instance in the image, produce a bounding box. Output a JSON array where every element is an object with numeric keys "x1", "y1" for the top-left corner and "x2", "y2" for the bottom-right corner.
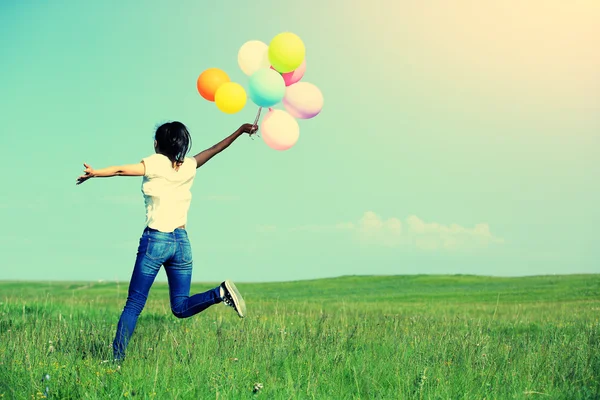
[{"x1": 154, "y1": 121, "x2": 192, "y2": 167}]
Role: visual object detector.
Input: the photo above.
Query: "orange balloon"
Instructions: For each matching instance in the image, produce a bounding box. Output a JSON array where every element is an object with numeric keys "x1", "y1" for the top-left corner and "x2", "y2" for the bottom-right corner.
[{"x1": 197, "y1": 68, "x2": 230, "y2": 102}]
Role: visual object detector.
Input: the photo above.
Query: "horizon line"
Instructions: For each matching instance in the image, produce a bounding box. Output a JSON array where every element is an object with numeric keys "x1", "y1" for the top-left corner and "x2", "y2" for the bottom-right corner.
[{"x1": 1, "y1": 272, "x2": 598, "y2": 285}]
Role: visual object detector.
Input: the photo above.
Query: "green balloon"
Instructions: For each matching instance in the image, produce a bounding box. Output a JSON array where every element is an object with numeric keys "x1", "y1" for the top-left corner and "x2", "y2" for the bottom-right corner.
[{"x1": 268, "y1": 32, "x2": 306, "y2": 74}]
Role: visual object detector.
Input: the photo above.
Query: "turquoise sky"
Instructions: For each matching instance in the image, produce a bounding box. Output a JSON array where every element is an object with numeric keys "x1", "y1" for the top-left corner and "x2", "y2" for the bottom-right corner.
[{"x1": 1, "y1": 1, "x2": 598, "y2": 282}]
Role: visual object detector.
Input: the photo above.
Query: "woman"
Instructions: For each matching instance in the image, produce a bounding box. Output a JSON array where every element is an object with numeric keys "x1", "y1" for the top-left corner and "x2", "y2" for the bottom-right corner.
[{"x1": 76, "y1": 121, "x2": 256, "y2": 362}]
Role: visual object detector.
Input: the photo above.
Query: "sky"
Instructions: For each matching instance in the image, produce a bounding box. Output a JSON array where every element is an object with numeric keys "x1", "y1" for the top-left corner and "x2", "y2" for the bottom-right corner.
[{"x1": 0, "y1": 0, "x2": 598, "y2": 283}]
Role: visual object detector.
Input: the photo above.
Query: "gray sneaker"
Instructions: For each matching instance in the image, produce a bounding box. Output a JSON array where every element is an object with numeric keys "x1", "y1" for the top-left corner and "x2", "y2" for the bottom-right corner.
[{"x1": 221, "y1": 280, "x2": 246, "y2": 318}]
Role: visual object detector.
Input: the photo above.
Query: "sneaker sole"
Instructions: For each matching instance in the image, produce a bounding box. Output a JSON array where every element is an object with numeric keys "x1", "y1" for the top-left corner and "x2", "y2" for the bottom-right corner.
[{"x1": 224, "y1": 280, "x2": 246, "y2": 318}]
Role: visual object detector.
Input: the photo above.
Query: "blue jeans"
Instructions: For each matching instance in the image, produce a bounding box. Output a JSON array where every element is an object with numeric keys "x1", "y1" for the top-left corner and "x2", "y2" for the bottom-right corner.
[{"x1": 112, "y1": 227, "x2": 222, "y2": 360}]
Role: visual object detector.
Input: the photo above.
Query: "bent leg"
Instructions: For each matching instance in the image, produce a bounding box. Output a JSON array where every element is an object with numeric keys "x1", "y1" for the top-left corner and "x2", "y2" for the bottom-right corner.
[{"x1": 164, "y1": 240, "x2": 221, "y2": 319}]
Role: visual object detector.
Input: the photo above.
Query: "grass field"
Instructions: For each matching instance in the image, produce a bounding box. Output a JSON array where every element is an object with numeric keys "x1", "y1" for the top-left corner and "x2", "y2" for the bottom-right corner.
[{"x1": 0, "y1": 275, "x2": 599, "y2": 399}]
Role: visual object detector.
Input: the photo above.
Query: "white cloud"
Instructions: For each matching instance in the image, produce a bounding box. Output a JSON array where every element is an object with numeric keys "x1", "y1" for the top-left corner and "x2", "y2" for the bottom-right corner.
[
  {"x1": 364, "y1": 212, "x2": 503, "y2": 250},
  {"x1": 290, "y1": 211, "x2": 504, "y2": 252}
]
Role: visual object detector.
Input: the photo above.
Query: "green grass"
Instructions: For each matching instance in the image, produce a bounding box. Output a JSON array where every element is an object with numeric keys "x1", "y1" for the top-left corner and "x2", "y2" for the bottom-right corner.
[{"x1": 1, "y1": 275, "x2": 599, "y2": 399}]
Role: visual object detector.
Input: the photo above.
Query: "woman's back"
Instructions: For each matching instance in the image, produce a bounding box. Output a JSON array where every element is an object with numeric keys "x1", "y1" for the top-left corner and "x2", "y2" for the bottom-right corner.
[{"x1": 142, "y1": 153, "x2": 197, "y2": 232}]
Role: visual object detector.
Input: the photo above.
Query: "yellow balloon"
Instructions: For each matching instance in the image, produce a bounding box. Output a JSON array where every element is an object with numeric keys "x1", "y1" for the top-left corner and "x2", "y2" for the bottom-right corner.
[
  {"x1": 214, "y1": 82, "x2": 247, "y2": 114},
  {"x1": 269, "y1": 32, "x2": 306, "y2": 73}
]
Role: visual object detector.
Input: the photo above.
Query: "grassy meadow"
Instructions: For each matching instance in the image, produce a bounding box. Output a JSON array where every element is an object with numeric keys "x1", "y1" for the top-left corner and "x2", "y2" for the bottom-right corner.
[{"x1": 0, "y1": 275, "x2": 599, "y2": 399}]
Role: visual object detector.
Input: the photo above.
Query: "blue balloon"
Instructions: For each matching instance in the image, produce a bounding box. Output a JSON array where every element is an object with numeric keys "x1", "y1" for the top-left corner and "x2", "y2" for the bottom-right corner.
[{"x1": 248, "y1": 68, "x2": 285, "y2": 108}]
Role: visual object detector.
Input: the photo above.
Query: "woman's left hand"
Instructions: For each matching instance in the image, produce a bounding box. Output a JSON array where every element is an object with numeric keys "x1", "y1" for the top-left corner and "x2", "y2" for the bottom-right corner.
[
  {"x1": 238, "y1": 123, "x2": 258, "y2": 135},
  {"x1": 76, "y1": 163, "x2": 95, "y2": 185}
]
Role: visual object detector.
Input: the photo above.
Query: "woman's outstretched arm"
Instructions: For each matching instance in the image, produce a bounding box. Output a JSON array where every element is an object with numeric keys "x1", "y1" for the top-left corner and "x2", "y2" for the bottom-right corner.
[
  {"x1": 76, "y1": 162, "x2": 145, "y2": 185},
  {"x1": 194, "y1": 123, "x2": 257, "y2": 169}
]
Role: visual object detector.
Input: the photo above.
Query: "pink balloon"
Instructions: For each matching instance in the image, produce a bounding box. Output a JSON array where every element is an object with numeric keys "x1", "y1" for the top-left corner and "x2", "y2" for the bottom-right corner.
[
  {"x1": 270, "y1": 59, "x2": 306, "y2": 87},
  {"x1": 260, "y1": 108, "x2": 299, "y2": 151},
  {"x1": 282, "y1": 82, "x2": 323, "y2": 119}
]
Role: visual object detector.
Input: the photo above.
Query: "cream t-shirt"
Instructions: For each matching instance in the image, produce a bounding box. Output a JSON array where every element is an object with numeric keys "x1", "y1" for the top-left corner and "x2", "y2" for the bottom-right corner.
[{"x1": 141, "y1": 153, "x2": 197, "y2": 232}]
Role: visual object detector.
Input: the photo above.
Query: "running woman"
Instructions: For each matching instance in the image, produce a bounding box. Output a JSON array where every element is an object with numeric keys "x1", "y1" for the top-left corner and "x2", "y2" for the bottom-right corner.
[{"x1": 76, "y1": 121, "x2": 255, "y2": 361}]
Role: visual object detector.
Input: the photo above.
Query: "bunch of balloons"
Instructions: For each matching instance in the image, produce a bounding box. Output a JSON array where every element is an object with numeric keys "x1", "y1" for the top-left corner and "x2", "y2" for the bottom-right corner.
[{"x1": 196, "y1": 32, "x2": 323, "y2": 151}]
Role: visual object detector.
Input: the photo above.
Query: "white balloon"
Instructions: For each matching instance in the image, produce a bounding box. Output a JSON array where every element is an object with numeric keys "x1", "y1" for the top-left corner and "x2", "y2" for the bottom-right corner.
[
  {"x1": 261, "y1": 109, "x2": 300, "y2": 151},
  {"x1": 238, "y1": 41, "x2": 270, "y2": 77}
]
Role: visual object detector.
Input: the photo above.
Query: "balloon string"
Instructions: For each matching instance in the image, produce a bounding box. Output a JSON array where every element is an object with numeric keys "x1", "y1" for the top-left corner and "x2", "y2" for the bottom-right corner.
[
  {"x1": 254, "y1": 107, "x2": 262, "y2": 125},
  {"x1": 250, "y1": 107, "x2": 263, "y2": 139}
]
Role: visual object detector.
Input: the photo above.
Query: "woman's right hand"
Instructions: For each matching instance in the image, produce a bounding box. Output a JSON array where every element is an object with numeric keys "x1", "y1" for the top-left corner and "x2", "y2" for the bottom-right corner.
[{"x1": 76, "y1": 163, "x2": 95, "y2": 185}]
